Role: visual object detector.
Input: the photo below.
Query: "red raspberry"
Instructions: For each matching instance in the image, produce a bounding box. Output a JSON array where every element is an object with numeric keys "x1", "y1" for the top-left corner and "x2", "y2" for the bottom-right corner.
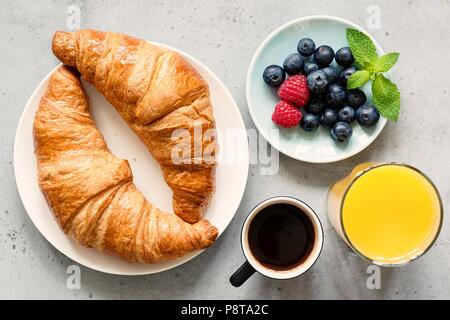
[
  {"x1": 277, "y1": 74, "x2": 310, "y2": 107},
  {"x1": 271, "y1": 101, "x2": 302, "y2": 128}
]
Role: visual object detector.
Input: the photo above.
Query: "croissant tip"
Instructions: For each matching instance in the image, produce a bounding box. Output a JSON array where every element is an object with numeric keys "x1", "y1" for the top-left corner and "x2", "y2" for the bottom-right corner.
[
  {"x1": 209, "y1": 226, "x2": 219, "y2": 242},
  {"x1": 52, "y1": 30, "x2": 77, "y2": 66},
  {"x1": 195, "y1": 219, "x2": 219, "y2": 244},
  {"x1": 56, "y1": 65, "x2": 79, "y2": 76}
]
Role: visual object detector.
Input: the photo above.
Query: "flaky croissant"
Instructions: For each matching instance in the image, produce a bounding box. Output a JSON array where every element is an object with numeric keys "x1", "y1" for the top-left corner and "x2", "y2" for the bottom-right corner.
[
  {"x1": 51, "y1": 30, "x2": 217, "y2": 223},
  {"x1": 34, "y1": 66, "x2": 218, "y2": 263}
]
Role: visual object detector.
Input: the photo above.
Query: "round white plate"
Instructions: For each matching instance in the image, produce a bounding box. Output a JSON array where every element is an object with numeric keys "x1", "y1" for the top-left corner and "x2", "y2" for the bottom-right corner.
[
  {"x1": 14, "y1": 41, "x2": 249, "y2": 275},
  {"x1": 246, "y1": 15, "x2": 388, "y2": 163}
]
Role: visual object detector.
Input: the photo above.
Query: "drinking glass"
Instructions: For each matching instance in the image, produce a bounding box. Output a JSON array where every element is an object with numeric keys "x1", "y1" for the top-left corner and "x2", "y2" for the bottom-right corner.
[{"x1": 327, "y1": 162, "x2": 443, "y2": 266}]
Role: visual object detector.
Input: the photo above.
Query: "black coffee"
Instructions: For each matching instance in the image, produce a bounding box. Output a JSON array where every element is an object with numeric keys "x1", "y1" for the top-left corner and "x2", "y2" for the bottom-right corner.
[{"x1": 248, "y1": 203, "x2": 315, "y2": 271}]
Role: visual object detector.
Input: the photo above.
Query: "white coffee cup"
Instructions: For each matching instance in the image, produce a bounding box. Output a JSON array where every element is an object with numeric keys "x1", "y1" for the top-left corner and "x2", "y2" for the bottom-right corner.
[{"x1": 230, "y1": 196, "x2": 324, "y2": 287}]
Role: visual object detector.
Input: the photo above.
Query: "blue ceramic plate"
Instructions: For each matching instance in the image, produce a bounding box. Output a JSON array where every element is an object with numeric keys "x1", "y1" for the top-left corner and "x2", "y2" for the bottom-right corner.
[{"x1": 246, "y1": 15, "x2": 387, "y2": 163}]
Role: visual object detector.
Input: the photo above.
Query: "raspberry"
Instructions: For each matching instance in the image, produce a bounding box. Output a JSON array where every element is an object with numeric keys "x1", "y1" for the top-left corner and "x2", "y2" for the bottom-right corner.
[
  {"x1": 277, "y1": 74, "x2": 310, "y2": 107},
  {"x1": 271, "y1": 101, "x2": 302, "y2": 128}
]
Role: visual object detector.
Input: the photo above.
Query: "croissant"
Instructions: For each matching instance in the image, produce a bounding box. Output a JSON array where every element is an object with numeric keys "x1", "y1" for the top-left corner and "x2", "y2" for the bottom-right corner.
[
  {"x1": 51, "y1": 30, "x2": 217, "y2": 223},
  {"x1": 34, "y1": 66, "x2": 218, "y2": 263}
]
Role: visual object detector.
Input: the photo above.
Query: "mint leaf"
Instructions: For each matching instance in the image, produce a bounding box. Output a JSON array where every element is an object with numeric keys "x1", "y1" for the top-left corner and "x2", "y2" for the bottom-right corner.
[
  {"x1": 346, "y1": 28, "x2": 378, "y2": 69},
  {"x1": 347, "y1": 70, "x2": 371, "y2": 89},
  {"x1": 372, "y1": 74, "x2": 400, "y2": 121},
  {"x1": 374, "y1": 52, "x2": 399, "y2": 72},
  {"x1": 345, "y1": 28, "x2": 401, "y2": 121}
]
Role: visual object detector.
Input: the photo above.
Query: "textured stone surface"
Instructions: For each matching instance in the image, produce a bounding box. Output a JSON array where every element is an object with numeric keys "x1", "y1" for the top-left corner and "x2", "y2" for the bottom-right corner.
[{"x1": 1, "y1": 0, "x2": 449, "y2": 299}]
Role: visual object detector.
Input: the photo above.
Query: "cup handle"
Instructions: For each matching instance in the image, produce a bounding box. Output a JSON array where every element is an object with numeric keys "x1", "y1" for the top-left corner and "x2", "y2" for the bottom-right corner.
[{"x1": 229, "y1": 261, "x2": 256, "y2": 287}]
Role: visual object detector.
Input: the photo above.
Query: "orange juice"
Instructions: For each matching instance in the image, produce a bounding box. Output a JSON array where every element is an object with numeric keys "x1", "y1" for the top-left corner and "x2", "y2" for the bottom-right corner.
[{"x1": 327, "y1": 163, "x2": 442, "y2": 266}]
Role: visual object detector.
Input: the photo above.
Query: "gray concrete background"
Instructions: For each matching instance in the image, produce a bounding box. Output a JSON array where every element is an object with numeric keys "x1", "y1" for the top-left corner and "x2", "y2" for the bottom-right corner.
[{"x1": 1, "y1": 0, "x2": 449, "y2": 299}]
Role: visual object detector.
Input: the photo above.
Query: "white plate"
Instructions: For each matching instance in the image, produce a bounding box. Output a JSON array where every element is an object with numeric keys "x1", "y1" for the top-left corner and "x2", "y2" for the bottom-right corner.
[
  {"x1": 14, "y1": 41, "x2": 249, "y2": 275},
  {"x1": 246, "y1": 15, "x2": 388, "y2": 163}
]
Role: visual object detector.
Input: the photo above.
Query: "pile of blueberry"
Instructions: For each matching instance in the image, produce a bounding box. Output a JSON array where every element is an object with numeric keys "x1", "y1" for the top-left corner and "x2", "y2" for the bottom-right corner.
[{"x1": 263, "y1": 38, "x2": 380, "y2": 143}]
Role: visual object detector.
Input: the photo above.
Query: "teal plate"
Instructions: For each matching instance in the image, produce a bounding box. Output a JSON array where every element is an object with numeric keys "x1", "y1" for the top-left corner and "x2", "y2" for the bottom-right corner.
[{"x1": 246, "y1": 15, "x2": 387, "y2": 163}]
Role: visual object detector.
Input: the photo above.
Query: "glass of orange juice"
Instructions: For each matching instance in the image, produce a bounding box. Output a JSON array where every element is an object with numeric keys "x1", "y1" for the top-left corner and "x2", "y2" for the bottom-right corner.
[{"x1": 327, "y1": 162, "x2": 443, "y2": 266}]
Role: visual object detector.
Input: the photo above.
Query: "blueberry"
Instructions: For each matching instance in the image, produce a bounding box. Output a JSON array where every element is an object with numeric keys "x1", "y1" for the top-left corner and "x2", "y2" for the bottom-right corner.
[
  {"x1": 356, "y1": 105, "x2": 380, "y2": 127},
  {"x1": 325, "y1": 83, "x2": 346, "y2": 108},
  {"x1": 339, "y1": 66, "x2": 358, "y2": 86},
  {"x1": 320, "y1": 108, "x2": 338, "y2": 128},
  {"x1": 304, "y1": 60, "x2": 319, "y2": 74},
  {"x1": 335, "y1": 47, "x2": 355, "y2": 67},
  {"x1": 314, "y1": 45, "x2": 335, "y2": 67},
  {"x1": 338, "y1": 106, "x2": 356, "y2": 123},
  {"x1": 263, "y1": 65, "x2": 286, "y2": 87},
  {"x1": 321, "y1": 66, "x2": 338, "y2": 83},
  {"x1": 347, "y1": 89, "x2": 367, "y2": 108},
  {"x1": 297, "y1": 38, "x2": 316, "y2": 56},
  {"x1": 330, "y1": 122, "x2": 353, "y2": 142},
  {"x1": 283, "y1": 53, "x2": 304, "y2": 75},
  {"x1": 306, "y1": 97, "x2": 326, "y2": 115},
  {"x1": 300, "y1": 113, "x2": 320, "y2": 132},
  {"x1": 307, "y1": 70, "x2": 329, "y2": 94}
]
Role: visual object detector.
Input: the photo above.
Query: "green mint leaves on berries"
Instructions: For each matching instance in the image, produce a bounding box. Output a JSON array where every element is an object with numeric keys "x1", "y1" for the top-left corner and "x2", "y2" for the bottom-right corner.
[
  {"x1": 346, "y1": 28, "x2": 400, "y2": 121},
  {"x1": 372, "y1": 74, "x2": 400, "y2": 121}
]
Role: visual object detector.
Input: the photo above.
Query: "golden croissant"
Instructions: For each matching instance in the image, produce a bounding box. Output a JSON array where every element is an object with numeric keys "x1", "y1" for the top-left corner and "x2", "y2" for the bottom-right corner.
[
  {"x1": 34, "y1": 66, "x2": 218, "y2": 263},
  {"x1": 52, "y1": 29, "x2": 217, "y2": 223}
]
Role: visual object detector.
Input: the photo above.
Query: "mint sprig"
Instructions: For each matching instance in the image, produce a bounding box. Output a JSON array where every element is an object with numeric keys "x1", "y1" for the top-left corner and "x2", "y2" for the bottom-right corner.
[
  {"x1": 374, "y1": 52, "x2": 399, "y2": 73},
  {"x1": 345, "y1": 28, "x2": 400, "y2": 122},
  {"x1": 347, "y1": 70, "x2": 370, "y2": 89},
  {"x1": 372, "y1": 74, "x2": 400, "y2": 121},
  {"x1": 346, "y1": 28, "x2": 378, "y2": 68}
]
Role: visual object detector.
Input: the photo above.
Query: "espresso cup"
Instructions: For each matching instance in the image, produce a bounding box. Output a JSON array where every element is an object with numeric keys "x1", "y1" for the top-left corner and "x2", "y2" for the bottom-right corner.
[{"x1": 230, "y1": 196, "x2": 324, "y2": 287}]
